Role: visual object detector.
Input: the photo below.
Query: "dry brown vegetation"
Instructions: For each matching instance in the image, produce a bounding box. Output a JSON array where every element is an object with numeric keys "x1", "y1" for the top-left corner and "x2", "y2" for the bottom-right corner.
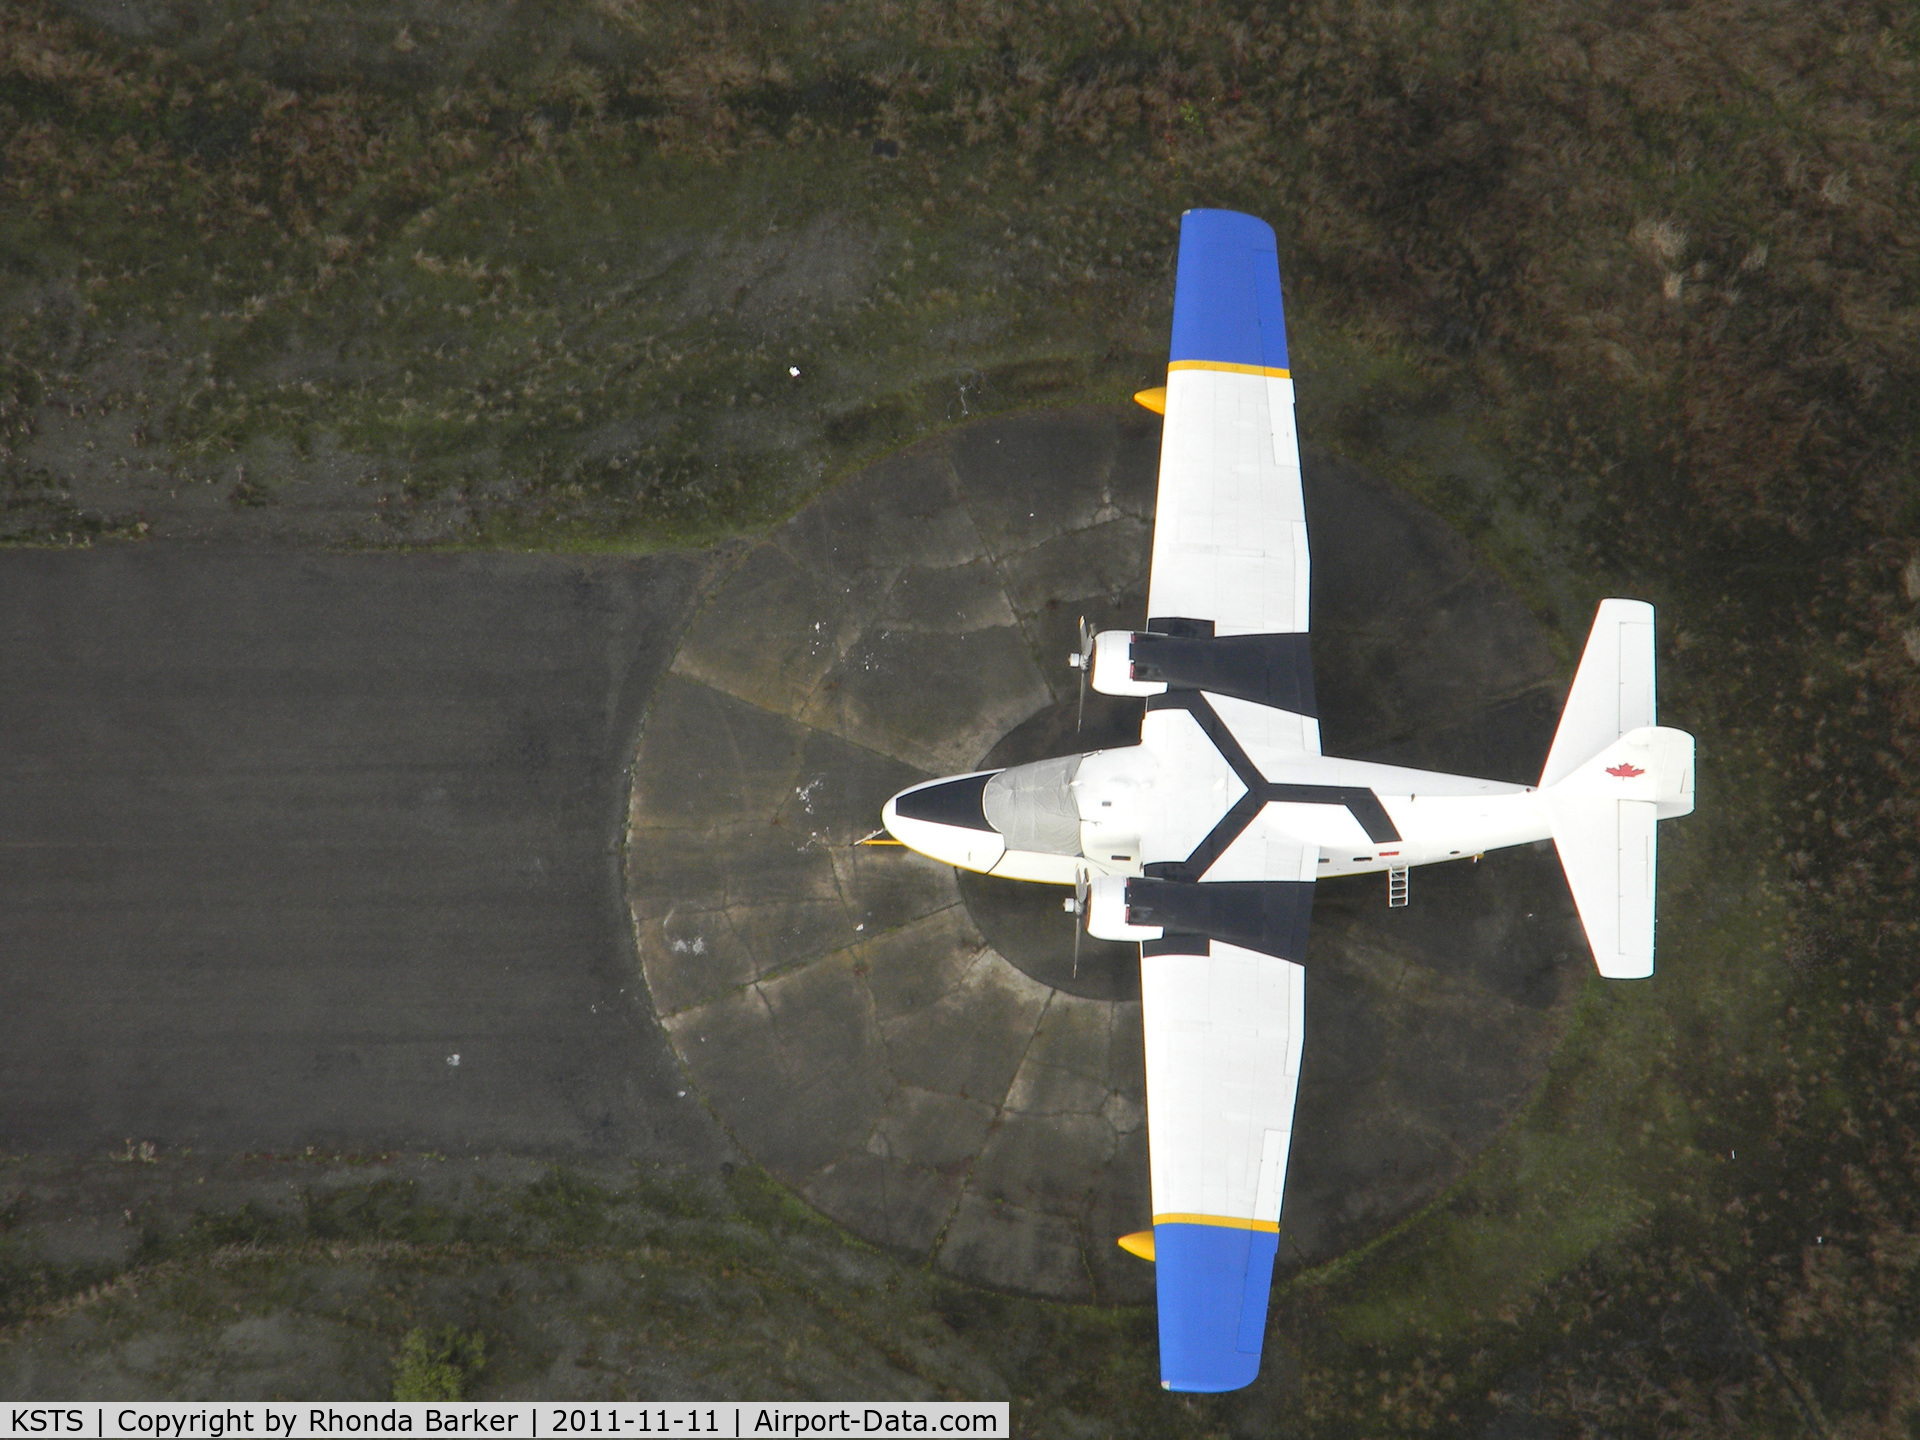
[{"x1": 3, "y1": 0, "x2": 1920, "y2": 1431}]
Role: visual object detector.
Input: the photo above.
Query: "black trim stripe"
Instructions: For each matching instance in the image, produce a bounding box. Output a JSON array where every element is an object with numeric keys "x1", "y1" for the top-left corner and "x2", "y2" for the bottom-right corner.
[
  {"x1": 1130, "y1": 630, "x2": 1318, "y2": 718},
  {"x1": 1144, "y1": 692, "x2": 1402, "y2": 874},
  {"x1": 1125, "y1": 878, "x2": 1314, "y2": 962},
  {"x1": 1145, "y1": 792, "x2": 1266, "y2": 884},
  {"x1": 1145, "y1": 616, "x2": 1216, "y2": 639},
  {"x1": 1265, "y1": 785, "x2": 1400, "y2": 844},
  {"x1": 1141, "y1": 933, "x2": 1210, "y2": 957}
]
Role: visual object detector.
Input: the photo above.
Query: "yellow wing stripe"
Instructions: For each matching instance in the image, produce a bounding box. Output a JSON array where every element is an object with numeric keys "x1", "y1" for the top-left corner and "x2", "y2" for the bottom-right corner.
[
  {"x1": 1166, "y1": 359, "x2": 1291, "y2": 379},
  {"x1": 1153, "y1": 1212, "x2": 1281, "y2": 1233}
]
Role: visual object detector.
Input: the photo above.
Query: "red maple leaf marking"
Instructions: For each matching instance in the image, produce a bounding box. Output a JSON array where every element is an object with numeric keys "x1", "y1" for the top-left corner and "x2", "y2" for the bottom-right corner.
[{"x1": 1606, "y1": 762, "x2": 1646, "y2": 778}]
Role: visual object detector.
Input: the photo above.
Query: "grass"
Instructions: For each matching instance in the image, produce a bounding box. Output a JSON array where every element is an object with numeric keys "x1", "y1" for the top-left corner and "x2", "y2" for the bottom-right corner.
[
  {"x1": 0, "y1": 1158, "x2": 1158, "y2": 1418},
  {"x1": 2, "y1": 6, "x2": 1186, "y2": 546},
  {"x1": 2, "y1": 0, "x2": 1919, "y2": 1429}
]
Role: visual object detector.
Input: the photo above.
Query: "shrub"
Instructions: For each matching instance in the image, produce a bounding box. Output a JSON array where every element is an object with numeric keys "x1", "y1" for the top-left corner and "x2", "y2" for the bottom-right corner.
[{"x1": 391, "y1": 1325, "x2": 486, "y2": 1401}]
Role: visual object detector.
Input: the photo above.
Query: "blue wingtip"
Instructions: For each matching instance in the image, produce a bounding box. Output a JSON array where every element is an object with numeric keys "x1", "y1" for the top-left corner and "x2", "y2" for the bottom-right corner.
[
  {"x1": 1169, "y1": 209, "x2": 1289, "y2": 372},
  {"x1": 1155, "y1": 1221, "x2": 1279, "y2": 1392}
]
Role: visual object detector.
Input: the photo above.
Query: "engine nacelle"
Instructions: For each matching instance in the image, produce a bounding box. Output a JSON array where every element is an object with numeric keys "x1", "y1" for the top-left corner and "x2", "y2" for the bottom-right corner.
[
  {"x1": 1090, "y1": 631, "x2": 1169, "y2": 698},
  {"x1": 1086, "y1": 874, "x2": 1163, "y2": 942}
]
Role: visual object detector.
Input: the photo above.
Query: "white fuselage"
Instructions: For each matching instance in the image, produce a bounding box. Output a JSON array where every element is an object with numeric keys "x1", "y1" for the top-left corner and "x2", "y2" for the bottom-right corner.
[{"x1": 883, "y1": 700, "x2": 1549, "y2": 888}]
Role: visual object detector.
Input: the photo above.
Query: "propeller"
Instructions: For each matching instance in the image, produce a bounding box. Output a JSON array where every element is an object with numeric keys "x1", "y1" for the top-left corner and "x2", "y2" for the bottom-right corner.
[
  {"x1": 1062, "y1": 864, "x2": 1091, "y2": 978},
  {"x1": 1066, "y1": 615, "x2": 1095, "y2": 733}
]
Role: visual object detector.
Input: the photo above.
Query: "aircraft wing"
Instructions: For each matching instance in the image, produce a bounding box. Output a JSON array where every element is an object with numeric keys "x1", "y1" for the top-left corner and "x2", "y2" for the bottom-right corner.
[
  {"x1": 1131, "y1": 213, "x2": 1321, "y2": 1392},
  {"x1": 1145, "y1": 210, "x2": 1316, "y2": 756},
  {"x1": 1138, "y1": 866, "x2": 1311, "y2": 1392}
]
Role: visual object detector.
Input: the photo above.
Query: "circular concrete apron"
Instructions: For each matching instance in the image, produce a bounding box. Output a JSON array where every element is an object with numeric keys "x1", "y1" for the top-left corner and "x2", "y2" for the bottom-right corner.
[{"x1": 626, "y1": 406, "x2": 1590, "y2": 1304}]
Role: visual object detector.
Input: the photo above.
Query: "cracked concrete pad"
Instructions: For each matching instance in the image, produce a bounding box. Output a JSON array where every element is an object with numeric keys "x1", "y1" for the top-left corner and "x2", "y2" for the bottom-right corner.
[
  {"x1": 827, "y1": 844, "x2": 960, "y2": 937},
  {"x1": 724, "y1": 896, "x2": 861, "y2": 978},
  {"x1": 664, "y1": 953, "x2": 885, "y2": 1180},
  {"x1": 627, "y1": 406, "x2": 1584, "y2": 1300},
  {"x1": 637, "y1": 903, "x2": 754, "y2": 1016},
  {"x1": 626, "y1": 827, "x2": 745, "y2": 918},
  {"x1": 720, "y1": 830, "x2": 843, "y2": 910},
  {"x1": 870, "y1": 1086, "x2": 999, "y2": 1170},
  {"x1": 777, "y1": 728, "x2": 930, "y2": 845},
  {"x1": 631, "y1": 673, "x2": 807, "y2": 832},
  {"x1": 672, "y1": 544, "x2": 865, "y2": 713},
  {"x1": 639, "y1": 840, "x2": 851, "y2": 1017},
  {"x1": 967, "y1": 1107, "x2": 1118, "y2": 1215},
  {"x1": 994, "y1": 516, "x2": 1153, "y2": 625},
  {"x1": 802, "y1": 623, "x2": 1051, "y2": 776},
  {"x1": 880, "y1": 560, "x2": 1020, "y2": 635},
  {"x1": 859, "y1": 908, "x2": 990, "y2": 1022},
  {"x1": 877, "y1": 951, "x2": 1051, "y2": 1105},
  {"x1": 1003, "y1": 996, "x2": 1140, "y2": 1117}
]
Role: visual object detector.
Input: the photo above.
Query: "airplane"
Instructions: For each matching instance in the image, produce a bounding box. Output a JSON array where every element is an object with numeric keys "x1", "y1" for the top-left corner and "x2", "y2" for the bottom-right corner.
[{"x1": 878, "y1": 209, "x2": 1697, "y2": 1392}]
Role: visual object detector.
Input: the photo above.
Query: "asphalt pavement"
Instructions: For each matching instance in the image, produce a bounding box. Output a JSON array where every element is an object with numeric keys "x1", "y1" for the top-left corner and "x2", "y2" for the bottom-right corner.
[{"x1": 0, "y1": 547, "x2": 727, "y2": 1163}]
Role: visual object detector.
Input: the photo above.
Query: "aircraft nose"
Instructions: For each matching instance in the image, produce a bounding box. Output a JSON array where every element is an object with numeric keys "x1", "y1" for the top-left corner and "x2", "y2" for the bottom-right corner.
[{"x1": 882, "y1": 772, "x2": 1007, "y2": 874}]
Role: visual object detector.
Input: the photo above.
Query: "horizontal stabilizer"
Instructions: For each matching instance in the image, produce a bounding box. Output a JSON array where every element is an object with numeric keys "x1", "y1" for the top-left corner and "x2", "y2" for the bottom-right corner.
[
  {"x1": 1545, "y1": 793, "x2": 1658, "y2": 979},
  {"x1": 1545, "y1": 726, "x2": 1692, "y2": 977}
]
